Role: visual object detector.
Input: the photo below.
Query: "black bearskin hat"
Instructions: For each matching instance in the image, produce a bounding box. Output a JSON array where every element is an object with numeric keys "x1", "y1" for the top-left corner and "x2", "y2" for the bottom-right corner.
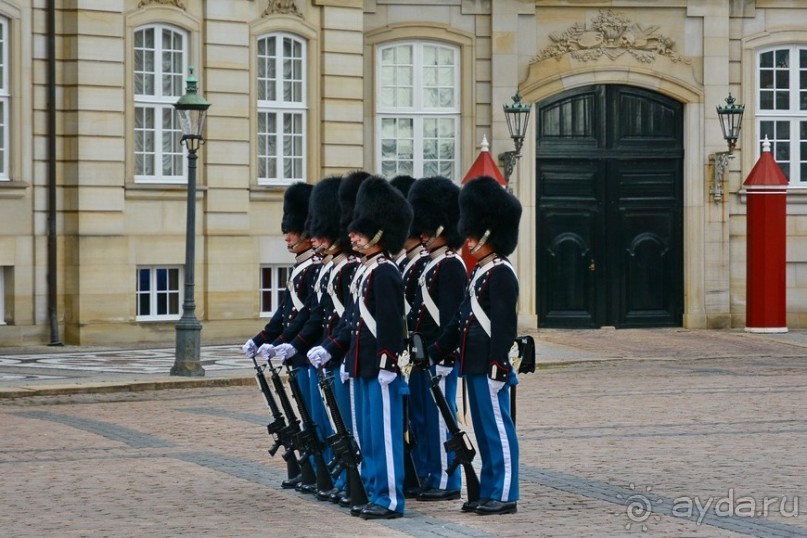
[
  {"x1": 408, "y1": 176, "x2": 462, "y2": 249},
  {"x1": 339, "y1": 170, "x2": 371, "y2": 233},
  {"x1": 349, "y1": 175, "x2": 413, "y2": 255},
  {"x1": 458, "y1": 176, "x2": 522, "y2": 256},
  {"x1": 281, "y1": 182, "x2": 313, "y2": 234},
  {"x1": 306, "y1": 175, "x2": 342, "y2": 240},
  {"x1": 390, "y1": 175, "x2": 417, "y2": 198},
  {"x1": 338, "y1": 170, "x2": 371, "y2": 251}
]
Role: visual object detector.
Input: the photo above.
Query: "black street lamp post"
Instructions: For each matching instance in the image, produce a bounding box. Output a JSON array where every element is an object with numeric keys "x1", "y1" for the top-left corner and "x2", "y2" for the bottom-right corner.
[
  {"x1": 710, "y1": 93, "x2": 745, "y2": 202},
  {"x1": 498, "y1": 91, "x2": 533, "y2": 184},
  {"x1": 170, "y1": 67, "x2": 210, "y2": 377}
]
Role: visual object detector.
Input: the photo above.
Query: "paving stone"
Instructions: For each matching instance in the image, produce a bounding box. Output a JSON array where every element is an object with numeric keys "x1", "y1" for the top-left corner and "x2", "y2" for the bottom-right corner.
[{"x1": 1, "y1": 330, "x2": 806, "y2": 536}]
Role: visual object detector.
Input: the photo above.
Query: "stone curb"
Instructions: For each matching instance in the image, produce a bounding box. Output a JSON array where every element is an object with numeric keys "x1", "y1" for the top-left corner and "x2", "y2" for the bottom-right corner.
[
  {"x1": 2, "y1": 342, "x2": 798, "y2": 399},
  {"x1": 0, "y1": 374, "x2": 256, "y2": 399},
  {"x1": 0, "y1": 357, "x2": 632, "y2": 399},
  {"x1": 0, "y1": 331, "x2": 807, "y2": 400}
]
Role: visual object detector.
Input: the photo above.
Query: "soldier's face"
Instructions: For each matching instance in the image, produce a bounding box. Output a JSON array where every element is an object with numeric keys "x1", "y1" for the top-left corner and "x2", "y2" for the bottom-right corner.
[
  {"x1": 285, "y1": 231, "x2": 310, "y2": 253},
  {"x1": 349, "y1": 231, "x2": 382, "y2": 256},
  {"x1": 466, "y1": 236, "x2": 493, "y2": 260},
  {"x1": 313, "y1": 237, "x2": 333, "y2": 253},
  {"x1": 420, "y1": 231, "x2": 446, "y2": 251}
]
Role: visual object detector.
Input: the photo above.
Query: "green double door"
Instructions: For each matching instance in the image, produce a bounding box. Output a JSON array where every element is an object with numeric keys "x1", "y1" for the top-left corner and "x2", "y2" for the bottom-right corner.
[{"x1": 536, "y1": 85, "x2": 684, "y2": 328}]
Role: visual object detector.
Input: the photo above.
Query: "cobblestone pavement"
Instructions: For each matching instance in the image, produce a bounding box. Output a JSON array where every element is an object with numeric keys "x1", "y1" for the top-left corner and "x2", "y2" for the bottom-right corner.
[
  {"x1": 3, "y1": 327, "x2": 807, "y2": 394},
  {"x1": 0, "y1": 329, "x2": 806, "y2": 537}
]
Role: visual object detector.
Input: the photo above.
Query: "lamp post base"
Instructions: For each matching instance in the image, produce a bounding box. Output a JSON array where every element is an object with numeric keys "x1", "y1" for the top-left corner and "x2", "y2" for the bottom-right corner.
[{"x1": 171, "y1": 316, "x2": 205, "y2": 377}]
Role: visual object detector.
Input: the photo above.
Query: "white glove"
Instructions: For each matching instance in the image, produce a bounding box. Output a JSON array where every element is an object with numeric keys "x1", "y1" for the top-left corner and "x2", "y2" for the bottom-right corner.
[
  {"x1": 435, "y1": 364, "x2": 454, "y2": 378},
  {"x1": 307, "y1": 346, "x2": 332, "y2": 368},
  {"x1": 339, "y1": 363, "x2": 349, "y2": 383},
  {"x1": 274, "y1": 343, "x2": 297, "y2": 362},
  {"x1": 242, "y1": 339, "x2": 257, "y2": 358},
  {"x1": 378, "y1": 369, "x2": 397, "y2": 387},
  {"x1": 487, "y1": 377, "x2": 506, "y2": 394},
  {"x1": 257, "y1": 343, "x2": 276, "y2": 360}
]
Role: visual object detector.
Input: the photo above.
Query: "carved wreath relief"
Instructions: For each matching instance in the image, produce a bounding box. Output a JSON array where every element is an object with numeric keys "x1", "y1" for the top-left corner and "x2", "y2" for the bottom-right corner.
[
  {"x1": 138, "y1": 0, "x2": 185, "y2": 8},
  {"x1": 263, "y1": 0, "x2": 302, "y2": 18},
  {"x1": 532, "y1": 9, "x2": 690, "y2": 65}
]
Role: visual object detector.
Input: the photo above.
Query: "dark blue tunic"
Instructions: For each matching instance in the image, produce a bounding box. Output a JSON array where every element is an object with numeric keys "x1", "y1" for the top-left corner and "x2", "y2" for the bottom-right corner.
[
  {"x1": 323, "y1": 252, "x2": 406, "y2": 379},
  {"x1": 428, "y1": 254, "x2": 518, "y2": 378},
  {"x1": 251, "y1": 249, "x2": 321, "y2": 368}
]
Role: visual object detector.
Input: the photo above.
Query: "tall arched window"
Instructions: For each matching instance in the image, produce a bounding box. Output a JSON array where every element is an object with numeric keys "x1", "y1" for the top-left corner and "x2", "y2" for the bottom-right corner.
[
  {"x1": 757, "y1": 45, "x2": 807, "y2": 186},
  {"x1": 0, "y1": 16, "x2": 9, "y2": 181},
  {"x1": 376, "y1": 41, "x2": 460, "y2": 180},
  {"x1": 133, "y1": 24, "x2": 188, "y2": 183},
  {"x1": 257, "y1": 32, "x2": 307, "y2": 185}
]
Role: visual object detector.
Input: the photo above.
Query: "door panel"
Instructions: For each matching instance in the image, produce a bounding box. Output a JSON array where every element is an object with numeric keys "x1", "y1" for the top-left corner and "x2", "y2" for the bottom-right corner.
[
  {"x1": 538, "y1": 211, "x2": 599, "y2": 326},
  {"x1": 609, "y1": 158, "x2": 682, "y2": 327},
  {"x1": 538, "y1": 88, "x2": 602, "y2": 152},
  {"x1": 610, "y1": 88, "x2": 682, "y2": 149},
  {"x1": 537, "y1": 160, "x2": 603, "y2": 327},
  {"x1": 536, "y1": 85, "x2": 683, "y2": 328}
]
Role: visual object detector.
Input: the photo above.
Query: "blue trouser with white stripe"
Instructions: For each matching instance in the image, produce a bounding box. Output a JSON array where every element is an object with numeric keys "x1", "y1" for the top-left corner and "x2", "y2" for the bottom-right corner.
[
  {"x1": 423, "y1": 363, "x2": 461, "y2": 490},
  {"x1": 465, "y1": 373, "x2": 519, "y2": 502},
  {"x1": 358, "y1": 375, "x2": 406, "y2": 514},
  {"x1": 293, "y1": 365, "x2": 333, "y2": 478},
  {"x1": 329, "y1": 363, "x2": 351, "y2": 490},
  {"x1": 351, "y1": 376, "x2": 373, "y2": 494},
  {"x1": 407, "y1": 368, "x2": 430, "y2": 480},
  {"x1": 307, "y1": 366, "x2": 335, "y2": 467}
]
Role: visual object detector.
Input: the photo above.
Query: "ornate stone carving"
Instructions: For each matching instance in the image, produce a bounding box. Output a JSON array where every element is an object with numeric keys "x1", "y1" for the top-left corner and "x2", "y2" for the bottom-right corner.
[
  {"x1": 138, "y1": 0, "x2": 186, "y2": 8},
  {"x1": 263, "y1": 0, "x2": 302, "y2": 18},
  {"x1": 531, "y1": 10, "x2": 690, "y2": 65}
]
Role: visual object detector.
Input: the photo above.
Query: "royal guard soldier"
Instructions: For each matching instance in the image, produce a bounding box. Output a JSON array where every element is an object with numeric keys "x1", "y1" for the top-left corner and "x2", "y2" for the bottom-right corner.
[
  {"x1": 321, "y1": 170, "x2": 369, "y2": 438},
  {"x1": 390, "y1": 174, "x2": 431, "y2": 494},
  {"x1": 267, "y1": 175, "x2": 347, "y2": 502},
  {"x1": 306, "y1": 170, "x2": 370, "y2": 505},
  {"x1": 298, "y1": 174, "x2": 362, "y2": 505},
  {"x1": 406, "y1": 176, "x2": 467, "y2": 501},
  {"x1": 428, "y1": 175, "x2": 521, "y2": 515},
  {"x1": 310, "y1": 175, "x2": 412, "y2": 520},
  {"x1": 240, "y1": 181, "x2": 321, "y2": 491},
  {"x1": 390, "y1": 175, "x2": 420, "y2": 270},
  {"x1": 391, "y1": 175, "x2": 428, "y2": 320}
]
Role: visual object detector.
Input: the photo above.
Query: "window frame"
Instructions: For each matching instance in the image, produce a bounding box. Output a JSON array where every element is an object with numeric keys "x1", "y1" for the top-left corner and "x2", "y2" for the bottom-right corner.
[
  {"x1": 375, "y1": 40, "x2": 461, "y2": 180},
  {"x1": 0, "y1": 16, "x2": 9, "y2": 181},
  {"x1": 136, "y1": 266, "x2": 183, "y2": 321},
  {"x1": 133, "y1": 23, "x2": 189, "y2": 185},
  {"x1": 0, "y1": 267, "x2": 6, "y2": 325},
  {"x1": 756, "y1": 44, "x2": 807, "y2": 186},
  {"x1": 260, "y1": 264, "x2": 290, "y2": 317},
  {"x1": 256, "y1": 32, "x2": 308, "y2": 186}
]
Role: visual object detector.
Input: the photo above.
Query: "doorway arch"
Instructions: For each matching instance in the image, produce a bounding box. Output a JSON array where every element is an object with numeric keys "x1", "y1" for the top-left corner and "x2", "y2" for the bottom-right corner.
[{"x1": 535, "y1": 84, "x2": 684, "y2": 327}]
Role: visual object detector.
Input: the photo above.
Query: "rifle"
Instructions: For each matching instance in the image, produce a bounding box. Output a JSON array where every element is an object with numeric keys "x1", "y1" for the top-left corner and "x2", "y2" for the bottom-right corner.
[
  {"x1": 264, "y1": 357, "x2": 317, "y2": 489},
  {"x1": 316, "y1": 365, "x2": 368, "y2": 509},
  {"x1": 285, "y1": 363, "x2": 335, "y2": 499},
  {"x1": 249, "y1": 354, "x2": 301, "y2": 483},
  {"x1": 410, "y1": 332, "x2": 480, "y2": 503},
  {"x1": 400, "y1": 331, "x2": 423, "y2": 497},
  {"x1": 402, "y1": 390, "x2": 422, "y2": 496}
]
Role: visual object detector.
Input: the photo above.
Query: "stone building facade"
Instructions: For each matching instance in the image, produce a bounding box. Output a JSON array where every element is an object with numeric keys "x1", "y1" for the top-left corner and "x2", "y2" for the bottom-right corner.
[{"x1": 0, "y1": 0, "x2": 804, "y2": 345}]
